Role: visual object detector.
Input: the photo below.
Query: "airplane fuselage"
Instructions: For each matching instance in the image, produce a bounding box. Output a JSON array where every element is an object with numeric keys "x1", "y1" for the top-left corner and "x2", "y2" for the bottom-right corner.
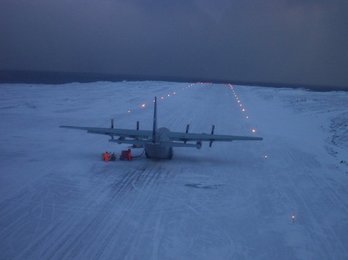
[{"x1": 145, "y1": 127, "x2": 173, "y2": 159}]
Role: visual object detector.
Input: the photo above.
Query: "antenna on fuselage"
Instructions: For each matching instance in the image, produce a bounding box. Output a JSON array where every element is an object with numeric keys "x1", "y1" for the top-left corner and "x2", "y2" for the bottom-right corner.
[{"x1": 152, "y1": 97, "x2": 157, "y2": 143}]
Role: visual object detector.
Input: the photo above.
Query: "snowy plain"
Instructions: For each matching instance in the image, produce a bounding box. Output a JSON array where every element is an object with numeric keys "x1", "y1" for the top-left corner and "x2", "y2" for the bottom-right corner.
[{"x1": 0, "y1": 81, "x2": 347, "y2": 259}]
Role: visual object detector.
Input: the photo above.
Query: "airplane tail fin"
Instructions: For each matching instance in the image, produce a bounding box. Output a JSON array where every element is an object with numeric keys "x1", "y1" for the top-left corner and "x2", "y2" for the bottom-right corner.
[{"x1": 152, "y1": 97, "x2": 157, "y2": 143}]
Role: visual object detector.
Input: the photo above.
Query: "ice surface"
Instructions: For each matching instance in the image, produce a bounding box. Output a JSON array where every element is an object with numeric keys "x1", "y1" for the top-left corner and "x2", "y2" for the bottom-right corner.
[{"x1": 0, "y1": 82, "x2": 347, "y2": 259}]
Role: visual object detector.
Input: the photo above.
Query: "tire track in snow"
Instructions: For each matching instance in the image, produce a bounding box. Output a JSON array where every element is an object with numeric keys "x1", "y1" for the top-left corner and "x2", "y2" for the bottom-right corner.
[
  {"x1": 11, "y1": 164, "x2": 170, "y2": 259},
  {"x1": 58, "y1": 164, "x2": 168, "y2": 259},
  {"x1": 92, "y1": 165, "x2": 171, "y2": 259}
]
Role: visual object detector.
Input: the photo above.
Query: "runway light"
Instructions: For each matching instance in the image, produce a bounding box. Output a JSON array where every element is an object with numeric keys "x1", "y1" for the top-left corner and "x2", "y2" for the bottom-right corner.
[
  {"x1": 291, "y1": 214, "x2": 296, "y2": 223},
  {"x1": 168, "y1": 94, "x2": 170, "y2": 97},
  {"x1": 161, "y1": 96, "x2": 164, "y2": 100},
  {"x1": 251, "y1": 129, "x2": 256, "y2": 133},
  {"x1": 264, "y1": 155, "x2": 268, "y2": 159},
  {"x1": 237, "y1": 100, "x2": 240, "y2": 103},
  {"x1": 141, "y1": 103, "x2": 146, "y2": 108},
  {"x1": 246, "y1": 116, "x2": 249, "y2": 119},
  {"x1": 242, "y1": 108, "x2": 245, "y2": 112},
  {"x1": 173, "y1": 92, "x2": 176, "y2": 95},
  {"x1": 240, "y1": 104, "x2": 242, "y2": 107},
  {"x1": 127, "y1": 109, "x2": 131, "y2": 113}
]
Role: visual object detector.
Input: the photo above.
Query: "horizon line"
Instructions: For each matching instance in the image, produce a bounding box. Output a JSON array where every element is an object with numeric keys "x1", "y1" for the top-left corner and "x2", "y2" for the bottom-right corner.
[{"x1": 0, "y1": 69, "x2": 347, "y2": 92}]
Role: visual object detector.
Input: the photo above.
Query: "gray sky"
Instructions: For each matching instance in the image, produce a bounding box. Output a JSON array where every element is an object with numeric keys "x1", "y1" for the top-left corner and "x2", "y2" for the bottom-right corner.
[{"x1": 1, "y1": 0, "x2": 347, "y2": 88}]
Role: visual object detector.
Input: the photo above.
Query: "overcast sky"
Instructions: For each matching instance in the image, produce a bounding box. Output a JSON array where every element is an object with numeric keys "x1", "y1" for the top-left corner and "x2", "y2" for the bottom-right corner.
[{"x1": 1, "y1": 0, "x2": 347, "y2": 88}]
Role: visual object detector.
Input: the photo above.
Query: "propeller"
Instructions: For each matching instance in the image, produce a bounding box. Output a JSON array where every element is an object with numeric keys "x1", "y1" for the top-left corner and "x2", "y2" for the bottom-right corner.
[
  {"x1": 184, "y1": 124, "x2": 190, "y2": 144},
  {"x1": 110, "y1": 119, "x2": 114, "y2": 140},
  {"x1": 209, "y1": 124, "x2": 215, "y2": 147}
]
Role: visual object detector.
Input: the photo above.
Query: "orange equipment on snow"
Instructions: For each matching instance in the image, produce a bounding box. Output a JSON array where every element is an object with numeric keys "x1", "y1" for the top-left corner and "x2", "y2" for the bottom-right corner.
[{"x1": 102, "y1": 152, "x2": 111, "y2": 161}]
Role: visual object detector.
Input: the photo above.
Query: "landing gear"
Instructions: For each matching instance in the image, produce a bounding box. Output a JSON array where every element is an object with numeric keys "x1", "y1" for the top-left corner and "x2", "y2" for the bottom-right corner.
[{"x1": 168, "y1": 148, "x2": 173, "y2": 160}]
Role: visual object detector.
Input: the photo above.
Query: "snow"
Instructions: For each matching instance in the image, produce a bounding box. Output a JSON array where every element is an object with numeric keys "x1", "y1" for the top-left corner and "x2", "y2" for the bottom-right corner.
[{"x1": 0, "y1": 81, "x2": 347, "y2": 259}]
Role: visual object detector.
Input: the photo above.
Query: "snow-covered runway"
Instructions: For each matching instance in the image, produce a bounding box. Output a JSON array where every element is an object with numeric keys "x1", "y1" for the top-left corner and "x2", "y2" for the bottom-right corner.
[{"x1": 0, "y1": 82, "x2": 347, "y2": 259}]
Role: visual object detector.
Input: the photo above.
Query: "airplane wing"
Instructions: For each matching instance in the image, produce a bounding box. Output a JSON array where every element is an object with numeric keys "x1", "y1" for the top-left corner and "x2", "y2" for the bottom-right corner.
[
  {"x1": 60, "y1": 126, "x2": 152, "y2": 140},
  {"x1": 60, "y1": 96, "x2": 262, "y2": 151},
  {"x1": 168, "y1": 131, "x2": 263, "y2": 142}
]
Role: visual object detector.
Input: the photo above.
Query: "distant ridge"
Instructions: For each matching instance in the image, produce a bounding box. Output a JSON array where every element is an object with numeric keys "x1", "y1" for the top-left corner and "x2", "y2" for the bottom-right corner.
[{"x1": 0, "y1": 70, "x2": 346, "y2": 92}]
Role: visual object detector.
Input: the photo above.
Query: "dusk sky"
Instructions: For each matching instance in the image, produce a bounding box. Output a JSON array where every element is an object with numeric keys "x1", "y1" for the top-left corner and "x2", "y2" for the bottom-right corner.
[{"x1": 1, "y1": 0, "x2": 347, "y2": 88}]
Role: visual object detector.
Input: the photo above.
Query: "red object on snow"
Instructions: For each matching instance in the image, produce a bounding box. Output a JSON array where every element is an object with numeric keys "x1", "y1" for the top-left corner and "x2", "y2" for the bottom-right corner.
[
  {"x1": 120, "y1": 149, "x2": 132, "y2": 161},
  {"x1": 102, "y1": 152, "x2": 111, "y2": 161}
]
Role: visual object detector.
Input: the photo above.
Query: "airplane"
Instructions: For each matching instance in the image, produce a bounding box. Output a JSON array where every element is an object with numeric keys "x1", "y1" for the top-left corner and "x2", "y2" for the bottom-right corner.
[{"x1": 60, "y1": 97, "x2": 263, "y2": 159}]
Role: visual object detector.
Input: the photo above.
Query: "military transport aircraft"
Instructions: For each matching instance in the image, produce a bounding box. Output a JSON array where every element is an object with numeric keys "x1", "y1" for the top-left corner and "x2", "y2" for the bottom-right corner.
[{"x1": 60, "y1": 97, "x2": 263, "y2": 159}]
